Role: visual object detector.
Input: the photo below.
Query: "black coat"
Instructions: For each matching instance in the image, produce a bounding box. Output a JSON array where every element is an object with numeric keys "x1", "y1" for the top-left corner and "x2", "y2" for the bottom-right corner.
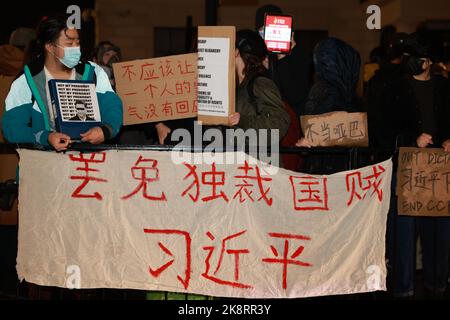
[
  {"x1": 272, "y1": 44, "x2": 313, "y2": 117},
  {"x1": 366, "y1": 63, "x2": 405, "y2": 150},
  {"x1": 394, "y1": 75, "x2": 449, "y2": 149},
  {"x1": 367, "y1": 65, "x2": 450, "y2": 150}
]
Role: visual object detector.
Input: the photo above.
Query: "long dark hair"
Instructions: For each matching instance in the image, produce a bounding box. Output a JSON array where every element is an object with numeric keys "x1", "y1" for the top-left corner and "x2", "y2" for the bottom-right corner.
[
  {"x1": 236, "y1": 29, "x2": 268, "y2": 82},
  {"x1": 25, "y1": 13, "x2": 79, "y2": 65}
]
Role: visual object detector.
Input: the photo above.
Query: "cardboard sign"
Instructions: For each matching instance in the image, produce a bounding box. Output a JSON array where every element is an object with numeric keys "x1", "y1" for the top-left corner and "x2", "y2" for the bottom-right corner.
[
  {"x1": 397, "y1": 147, "x2": 450, "y2": 216},
  {"x1": 17, "y1": 149, "x2": 392, "y2": 298},
  {"x1": 113, "y1": 53, "x2": 198, "y2": 125},
  {"x1": 300, "y1": 111, "x2": 369, "y2": 147},
  {"x1": 197, "y1": 26, "x2": 235, "y2": 126}
]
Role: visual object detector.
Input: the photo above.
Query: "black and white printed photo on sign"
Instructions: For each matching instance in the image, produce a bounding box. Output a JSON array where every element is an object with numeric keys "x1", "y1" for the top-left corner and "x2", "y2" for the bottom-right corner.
[{"x1": 54, "y1": 82, "x2": 101, "y2": 122}]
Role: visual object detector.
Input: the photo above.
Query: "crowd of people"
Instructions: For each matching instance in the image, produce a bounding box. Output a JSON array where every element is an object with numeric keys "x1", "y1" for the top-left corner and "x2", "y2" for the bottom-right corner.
[{"x1": 0, "y1": 4, "x2": 449, "y2": 299}]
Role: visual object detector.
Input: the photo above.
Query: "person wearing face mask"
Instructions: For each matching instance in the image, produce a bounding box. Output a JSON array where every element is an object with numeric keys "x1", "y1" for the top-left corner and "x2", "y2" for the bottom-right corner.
[
  {"x1": 69, "y1": 100, "x2": 95, "y2": 121},
  {"x1": 2, "y1": 14, "x2": 123, "y2": 152},
  {"x1": 398, "y1": 33, "x2": 450, "y2": 151},
  {"x1": 386, "y1": 32, "x2": 450, "y2": 299}
]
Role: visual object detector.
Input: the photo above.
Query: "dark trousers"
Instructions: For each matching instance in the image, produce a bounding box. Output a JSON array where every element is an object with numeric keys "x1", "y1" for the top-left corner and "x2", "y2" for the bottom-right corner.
[{"x1": 387, "y1": 176, "x2": 450, "y2": 296}]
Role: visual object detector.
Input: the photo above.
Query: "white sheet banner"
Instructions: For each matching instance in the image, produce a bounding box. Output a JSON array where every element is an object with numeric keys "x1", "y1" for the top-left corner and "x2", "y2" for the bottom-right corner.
[{"x1": 17, "y1": 149, "x2": 392, "y2": 298}]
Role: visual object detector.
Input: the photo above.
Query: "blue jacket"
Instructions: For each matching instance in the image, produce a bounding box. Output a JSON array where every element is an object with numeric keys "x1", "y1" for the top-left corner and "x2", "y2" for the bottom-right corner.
[{"x1": 2, "y1": 60, "x2": 123, "y2": 146}]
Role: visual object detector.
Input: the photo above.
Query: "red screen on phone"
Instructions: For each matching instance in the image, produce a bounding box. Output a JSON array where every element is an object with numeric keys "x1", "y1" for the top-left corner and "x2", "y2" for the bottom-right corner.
[{"x1": 263, "y1": 14, "x2": 293, "y2": 54}]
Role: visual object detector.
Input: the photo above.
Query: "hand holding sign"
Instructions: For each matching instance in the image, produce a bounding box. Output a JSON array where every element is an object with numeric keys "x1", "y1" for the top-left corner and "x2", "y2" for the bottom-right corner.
[
  {"x1": 48, "y1": 132, "x2": 71, "y2": 151},
  {"x1": 443, "y1": 139, "x2": 450, "y2": 152},
  {"x1": 228, "y1": 112, "x2": 240, "y2": 126},
  {"x1": 80, "y1": 127, "x2": 105, "y2": 144},
  {"x1": 155, "y1": 122, "x2": 172, "y2": 145},
  {"x1": 416, "y1": 133, "x2": 433, "y2": 148},
  {"x1": 295, "y1": 137, "x2": 312, "y2": 148}
]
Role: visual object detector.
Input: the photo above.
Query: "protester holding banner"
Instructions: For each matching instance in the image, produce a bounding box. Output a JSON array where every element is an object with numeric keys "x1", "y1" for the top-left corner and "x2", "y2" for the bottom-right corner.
[
  {"x1": 2, "y1": 14, "x2": 123, "y2": 151},
  {"x1": 228, "y1": 29, "x2": 290, "y2": 142},
  {"x1": 386, "y1": 32, "x2": 450, "y2": 298}
]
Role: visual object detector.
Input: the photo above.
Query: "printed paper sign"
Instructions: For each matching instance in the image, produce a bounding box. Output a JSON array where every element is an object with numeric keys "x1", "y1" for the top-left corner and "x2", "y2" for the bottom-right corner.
[
  {"x1": 197, "y1": 26, "x2": 235, "y2": 126},
  {"x1": 198, "y1": 37, "x2": 230, "y2": 117}
]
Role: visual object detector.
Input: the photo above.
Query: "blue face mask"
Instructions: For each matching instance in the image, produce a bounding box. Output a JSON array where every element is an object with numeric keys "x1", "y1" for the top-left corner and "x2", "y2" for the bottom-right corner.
[
  {"x1": 55, "y1": 45, "x2": 81, "y2": 68},
  {"x1": 258, "y1": 28, "x2": 265, "y2": 39}
]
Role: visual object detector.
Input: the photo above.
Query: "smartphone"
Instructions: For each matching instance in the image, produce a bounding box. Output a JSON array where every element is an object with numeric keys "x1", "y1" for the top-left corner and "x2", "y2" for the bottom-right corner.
[{"x1": 263, "y1": 14, "x2": 293, "y2": 54}]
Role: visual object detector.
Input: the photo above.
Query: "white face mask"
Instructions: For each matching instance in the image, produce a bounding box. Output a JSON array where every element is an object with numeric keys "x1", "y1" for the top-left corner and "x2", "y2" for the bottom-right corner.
[{"x1": 54, "y1": 45, "x2": 81, "y2": 68}]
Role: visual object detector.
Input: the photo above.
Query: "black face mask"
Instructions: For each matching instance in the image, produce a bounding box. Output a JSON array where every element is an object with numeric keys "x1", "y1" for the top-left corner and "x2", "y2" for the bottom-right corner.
[{"x1": 402, "y1": 54, "x2": 425, "y2": 76}]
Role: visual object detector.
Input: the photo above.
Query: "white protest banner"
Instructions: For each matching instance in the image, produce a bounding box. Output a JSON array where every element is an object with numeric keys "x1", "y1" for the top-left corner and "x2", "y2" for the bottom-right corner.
[
  {"x1": 197, "y1": 26, "x2": 235, "y2": 125},
  {"x1": 17, "y1": 149, "x2": 391, "y2": 298}
]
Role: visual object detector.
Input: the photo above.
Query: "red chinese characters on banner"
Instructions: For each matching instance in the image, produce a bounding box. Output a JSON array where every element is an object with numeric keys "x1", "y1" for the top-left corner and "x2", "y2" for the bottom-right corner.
[
  {"x1": 69, "y1": 152, "x2": 108, "y2": 201},
  {"x1": 181, "y1": 162, "x2": 273, "y2": 206},
  {"x1": 233, "y1": 161, "x2": 272, "y2": 205},
  {"x1": 289, "y1": 175, "x2": 329, "y2": 211},
  {"x1": 345, "y1": 165, "x2": 386, "y2": 206},
  {"x1": 142, "y1": 228, "x2": 313, "y2": 291},
  {"x1": 113, "y1": 53, "x2": 197, "y2": 125},
  {"x1": 143, "y1": 229, "x2": 191, "y2": 289},
  {"x1": 262, "y1": 233, "x2": 313, "y2": 290},
  {"x1": 181, "y1": 163, "x2": 200, "y2": 202},
  {"x1": 202, "y1": 230, "x2": 252, "y2": 289},
  {"x1": 122, "y1": 156, "x2": 167, "y2": 201},
  {"x1": 202, "y1": 163, "x2": 229, "y2": 202},
  {"x1": 181, "y1": 163, "x2": 229, "y2": 203}
]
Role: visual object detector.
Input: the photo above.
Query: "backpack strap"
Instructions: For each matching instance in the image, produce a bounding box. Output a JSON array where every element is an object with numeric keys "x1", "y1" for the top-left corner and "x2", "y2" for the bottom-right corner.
[
  {"x1": 77, "y1": 62, "x2": 97, "y2": 84},
  {"x1": 82, "y1": 63, "x2": 92, "y2": 81},
  {"x1": 24, "y1": 65, "x2": 50, "y2": 131}
]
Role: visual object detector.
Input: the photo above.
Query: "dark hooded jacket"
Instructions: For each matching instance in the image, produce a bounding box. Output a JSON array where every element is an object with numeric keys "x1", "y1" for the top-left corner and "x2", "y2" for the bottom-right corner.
[
  {"x1": 302, "y1": 38, "x2": 362, "y2": 174},
  {"x1": 305, "y1": 38, "x2": 361, "y2": 115}
]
